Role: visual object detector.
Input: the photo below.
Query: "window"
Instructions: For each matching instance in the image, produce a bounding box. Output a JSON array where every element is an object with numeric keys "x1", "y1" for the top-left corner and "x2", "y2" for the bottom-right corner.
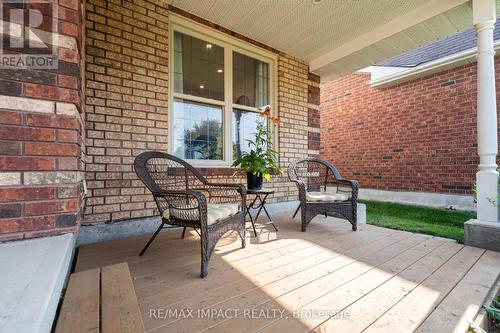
[
  {"x1": 170, "y1": 17, "x2": 276, "y2": 166},
  {"x1": 173, "y1": 98, "x2": 223, "y2": 160}
]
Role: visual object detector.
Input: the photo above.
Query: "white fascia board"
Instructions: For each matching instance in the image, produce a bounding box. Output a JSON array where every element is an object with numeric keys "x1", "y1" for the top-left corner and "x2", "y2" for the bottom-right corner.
[
  {"x1": 359, "y1": 66, "x2": 410, "y2": 80},
  {"x1": 370, "y1": 41, "x2": 500, "y2": 88}
]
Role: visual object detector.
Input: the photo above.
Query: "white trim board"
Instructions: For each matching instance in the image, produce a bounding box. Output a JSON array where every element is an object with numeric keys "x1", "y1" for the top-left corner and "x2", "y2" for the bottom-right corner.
[{"x1": 359, "y1": 188, "x2": 475, "y2": 211}]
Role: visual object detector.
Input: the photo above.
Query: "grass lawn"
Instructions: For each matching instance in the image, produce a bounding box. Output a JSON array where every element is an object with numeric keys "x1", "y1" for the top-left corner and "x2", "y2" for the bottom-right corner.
[{"x1": 360, "y1": 200, "x2": 476, "y2": 243}]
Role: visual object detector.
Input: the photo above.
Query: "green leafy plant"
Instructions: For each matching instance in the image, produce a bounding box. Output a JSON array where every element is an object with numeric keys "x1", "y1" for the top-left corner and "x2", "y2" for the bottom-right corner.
[
  {"x1": 231, "y1": 106, "x2": 282, "y2": 180},
  {"x1": 484, "y1": 296, "x2": 500, "y2": 328},
  {"x1": 468, "y1": 296, "x2": 500, "y2": 332}
]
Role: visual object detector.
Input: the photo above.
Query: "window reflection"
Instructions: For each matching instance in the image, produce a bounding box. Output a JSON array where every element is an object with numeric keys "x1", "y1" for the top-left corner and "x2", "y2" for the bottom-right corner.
[
  {"x1": 233, "y1": 52, "x2": 269, "y2": 107},
  {"x1": 173, "y1": 99, "x2": 223, "y2": 160},
  {"x1": 233, "y1": 109, "x2": 267, "y2": 159},
  {"x1": 173, "y1": 32, "x2": 224, "y2": 101}
]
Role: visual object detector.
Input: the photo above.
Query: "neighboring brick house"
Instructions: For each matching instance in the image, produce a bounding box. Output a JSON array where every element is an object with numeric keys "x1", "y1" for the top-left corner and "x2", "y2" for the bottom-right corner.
[
  {"x1": 321, "y1": 23, "x2": 500, "y2": 209},
  {"x1": 0, "y1": 0, "x2": 320, "y2": 241}
]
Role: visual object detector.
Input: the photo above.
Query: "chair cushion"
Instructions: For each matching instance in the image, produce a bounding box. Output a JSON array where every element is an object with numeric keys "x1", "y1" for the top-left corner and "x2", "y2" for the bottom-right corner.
[
  {"x1": 306, "y1": 191, "x2": 349, "y2": 202},
  {"x1": 162, "y1": 203, "x2": 239, "y2": 225}
]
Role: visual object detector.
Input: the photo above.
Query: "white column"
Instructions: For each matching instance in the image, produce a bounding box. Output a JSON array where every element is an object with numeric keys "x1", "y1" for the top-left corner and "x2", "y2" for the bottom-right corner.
[{"x1": 474, "y1": 0, "x2": 499, "y2": 222}]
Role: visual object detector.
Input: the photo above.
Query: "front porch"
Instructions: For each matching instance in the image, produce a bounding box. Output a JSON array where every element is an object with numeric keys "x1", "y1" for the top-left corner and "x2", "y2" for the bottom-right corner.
[
  {"x1": 76, "y1": 214, "x2": 500, "y2": 333},
  {"x1": 2, "y1": 0, "x2": 500, "y2": 331}
]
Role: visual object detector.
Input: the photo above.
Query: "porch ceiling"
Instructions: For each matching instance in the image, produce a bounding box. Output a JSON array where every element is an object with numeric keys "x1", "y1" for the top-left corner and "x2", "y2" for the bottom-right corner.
[{"x1": 167, "y1": 0, "x2": 500, "y2": 81}]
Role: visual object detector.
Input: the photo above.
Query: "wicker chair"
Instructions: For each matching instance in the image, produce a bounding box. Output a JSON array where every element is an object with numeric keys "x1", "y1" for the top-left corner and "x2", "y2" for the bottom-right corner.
[
  {"x1": 134, "y1": 151, "x2": 246, "y2": 278},
  {"x1": 288, "y1": 157, "x2": 358, "y2": 232}
]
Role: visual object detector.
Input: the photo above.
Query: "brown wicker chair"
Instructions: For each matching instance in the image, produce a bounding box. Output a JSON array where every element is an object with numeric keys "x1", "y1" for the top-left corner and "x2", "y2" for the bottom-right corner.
[
  {"x1": 288, "y1": 157, "x2": 358, "y2": 232},
  {"x1": 134, "y1": 151, "x2": 246, "y2": 278}
]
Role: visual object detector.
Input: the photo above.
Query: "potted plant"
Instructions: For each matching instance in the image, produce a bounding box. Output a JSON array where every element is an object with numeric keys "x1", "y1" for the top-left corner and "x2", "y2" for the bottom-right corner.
[{"x1": 232, "y1": 105, "x2": 282, "y2": 190}]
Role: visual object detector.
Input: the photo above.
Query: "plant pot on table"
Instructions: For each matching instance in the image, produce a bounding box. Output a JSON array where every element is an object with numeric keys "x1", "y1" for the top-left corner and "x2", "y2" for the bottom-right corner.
[{"x1": 246, "y1": 172, "x2": 263, "y2": 190}]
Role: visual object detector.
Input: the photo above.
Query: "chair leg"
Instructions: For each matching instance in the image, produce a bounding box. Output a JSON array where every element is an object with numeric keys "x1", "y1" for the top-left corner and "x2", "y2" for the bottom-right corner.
[
  {"x1": 181, "y1": 227, "x2": 186, "y2": 239},
  {"x1": 351, "y1": 203, "x2": 358, "y2": 231},
  {"x1": 139, "y1": 221, "x2": 164, "y2": 256},
  {"x1": 200, "y1": 233, "x2": 217, "y2": 278},
  {"x1": 301, "y1": 208, "x2": 314, "y2": 232},
  {"x1": 239, "y1": 225, "x2": 246, "y2": 248},
  {"x1": 292, "y1": 204, "x2": 301, "y2": 218}
]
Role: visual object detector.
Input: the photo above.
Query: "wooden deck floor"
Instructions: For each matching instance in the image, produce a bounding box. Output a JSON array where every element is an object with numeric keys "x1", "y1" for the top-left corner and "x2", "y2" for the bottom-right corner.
[{"x1": 76, "y1": 214, "x2": 500, "y2": 333}]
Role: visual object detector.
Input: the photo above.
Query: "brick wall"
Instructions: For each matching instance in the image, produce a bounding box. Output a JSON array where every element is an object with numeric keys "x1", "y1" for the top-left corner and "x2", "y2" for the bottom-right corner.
[
  {"x1": 0, "y1": 0, "x2": 84, "y2": 240},
  {"x1": 321, "y1": 59, "x2": 500, "y2": 195},
  {"x1": 83, "y1": 1, "x2": 313, "y2": 224},
  {"x1": 84, "y1": 0, "x2": 169, "y2": 223}
]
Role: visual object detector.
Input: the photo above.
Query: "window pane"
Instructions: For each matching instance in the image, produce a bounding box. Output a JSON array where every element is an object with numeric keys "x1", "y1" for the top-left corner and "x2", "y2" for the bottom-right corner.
[
  {"x1": 233, "y1": 109, "x2": 267, "y2": 160},
  {"x1": 232, "y1": 52, "x2": 270, "y2": 107},
  {"x1": 173, "y1": 98, "x2": 223, "y2": 160},
  {"x1": 173, "y1": 31, "x2": 224, "y2": 101}
]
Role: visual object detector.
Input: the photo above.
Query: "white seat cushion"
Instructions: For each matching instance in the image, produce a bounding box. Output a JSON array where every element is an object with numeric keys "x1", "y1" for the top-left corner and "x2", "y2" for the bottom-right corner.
[
  {"x1": 306, "y1": 191, "x2": 349, "y2": 202},
  {"x1": 162, "y1": 203, "x2": 239, "y2": 225}
]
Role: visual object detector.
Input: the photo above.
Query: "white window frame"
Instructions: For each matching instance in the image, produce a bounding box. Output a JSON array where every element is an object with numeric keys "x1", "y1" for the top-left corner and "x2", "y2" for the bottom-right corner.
[{"x1": 168, "y1": 14, "x2": 278, "y2": 167}]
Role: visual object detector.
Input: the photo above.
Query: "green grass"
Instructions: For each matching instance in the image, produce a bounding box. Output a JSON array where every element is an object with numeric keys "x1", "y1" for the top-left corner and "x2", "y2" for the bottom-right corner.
[{"x1": 360, "y1": 200, "x2": 476, "y2": 243}]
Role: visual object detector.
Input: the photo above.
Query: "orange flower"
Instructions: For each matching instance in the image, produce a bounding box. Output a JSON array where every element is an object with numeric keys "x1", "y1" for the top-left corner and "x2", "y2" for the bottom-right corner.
[
  {"x1": 259, "y1": 105, "x2": 271, "y2": 117},
  {"x1": 271, "y1": 116, "x2": 280, "y2": 126}
]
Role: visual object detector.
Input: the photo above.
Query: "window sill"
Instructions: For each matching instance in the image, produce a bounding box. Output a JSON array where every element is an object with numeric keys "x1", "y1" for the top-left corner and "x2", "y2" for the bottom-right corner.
[{"x1": 199, "y1": 167, "x2": 242, "y2": 176}]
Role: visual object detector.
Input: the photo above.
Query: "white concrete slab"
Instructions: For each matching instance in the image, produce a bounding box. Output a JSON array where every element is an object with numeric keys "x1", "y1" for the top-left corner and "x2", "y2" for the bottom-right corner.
[
  {"x1": 359, "y1": 188, "x2": 475, "y2": 211},
  {"x1": 0, "y1": 233, "x2": 75, "y2": 333}
]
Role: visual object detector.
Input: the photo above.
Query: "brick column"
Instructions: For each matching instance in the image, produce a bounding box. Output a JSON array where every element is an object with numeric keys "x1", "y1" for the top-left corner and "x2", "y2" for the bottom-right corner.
[
  {"x1": 0, "y1": 0, "x2": 84, "y2": 241},
  {"x1": 307, "y1": 73, "x2": 321, "y2": 157}
]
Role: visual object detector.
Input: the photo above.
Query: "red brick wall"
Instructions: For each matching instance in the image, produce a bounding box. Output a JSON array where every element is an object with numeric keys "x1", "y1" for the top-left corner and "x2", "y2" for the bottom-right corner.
[
  {"x1": 321, "y1": 59, "x2": 500, "y2": 195},
  {"x1": 0, "y1": 0, "x2": 84, "y2": 240}
]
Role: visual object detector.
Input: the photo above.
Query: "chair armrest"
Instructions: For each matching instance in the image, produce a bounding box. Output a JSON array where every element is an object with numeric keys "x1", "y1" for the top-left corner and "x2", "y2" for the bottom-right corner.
[
  {"x1": 329, "y1": 179, "x2": 359, "y2": 201},
  {"x1": 151, "y1": 189, "x2": 208, "y2": 218},
  {"x1": 204, "y1": 182, "x2": 247, "y2": 195},
  {"x1": 152, "y1": 189, "x2": 207, "y2": 203},
  {"x1": 289, "y1": 179, "x2": 307, "y2": 202},
  {"x1": 195, "y1": 183, "x2": 246, "y2": 209}
]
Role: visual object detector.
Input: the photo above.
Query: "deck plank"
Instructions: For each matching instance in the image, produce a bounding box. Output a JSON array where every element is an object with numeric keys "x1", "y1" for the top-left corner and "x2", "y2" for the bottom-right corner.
[
  {"x1": 135, "y1": 222, "x2": 393, "y2": 301},
  {"x1": 257, "y1": 237, "x2": 446, "y2": 333},
  {"x1": 415, "y1": 250, "x2": 500, "y2": 333},
  {"x1": 203, "y1": 233, "x2": 428, "y2": 333},
  {"x1": 54, "y1": 269, "x2": 100, "y2": 333},
  {"x1": 74, "y1": 214, "x2": 500, "y2": 333},
  {"x1": 143, "y1": 225, "x2": 399, "y2": 332},
  {"x1": 139, "y1": 227, "x2": 399, "y2": 318},
  {"x1": 363, "y1": 245, "x2": 485, "y2": 333},
  {"x1": 101, "y1": 263, "x2": 145, "y2": 333},
  {"x1": 77, "y1": 217, "x2": 356, "y2": 272},
  {"x1": 312, "y1": 241, "x2": 463, "y2": 332}
]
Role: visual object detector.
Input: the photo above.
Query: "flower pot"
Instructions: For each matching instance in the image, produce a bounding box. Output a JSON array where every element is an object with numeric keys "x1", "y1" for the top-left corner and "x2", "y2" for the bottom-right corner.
[{"x1": 247, "y1": 172, "x2": 263, "y2": 190}]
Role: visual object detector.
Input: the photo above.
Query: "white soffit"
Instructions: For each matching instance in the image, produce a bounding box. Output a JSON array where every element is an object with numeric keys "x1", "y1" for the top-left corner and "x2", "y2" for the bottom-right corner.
[{"x1": 165, "y1": 0, "x2": 499, "y2": 80}]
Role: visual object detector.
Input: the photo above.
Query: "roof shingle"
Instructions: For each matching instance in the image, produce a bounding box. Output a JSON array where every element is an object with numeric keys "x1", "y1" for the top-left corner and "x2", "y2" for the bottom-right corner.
[{"x1": 377, "y1": 21, "x2": 500, "y2": 67}]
